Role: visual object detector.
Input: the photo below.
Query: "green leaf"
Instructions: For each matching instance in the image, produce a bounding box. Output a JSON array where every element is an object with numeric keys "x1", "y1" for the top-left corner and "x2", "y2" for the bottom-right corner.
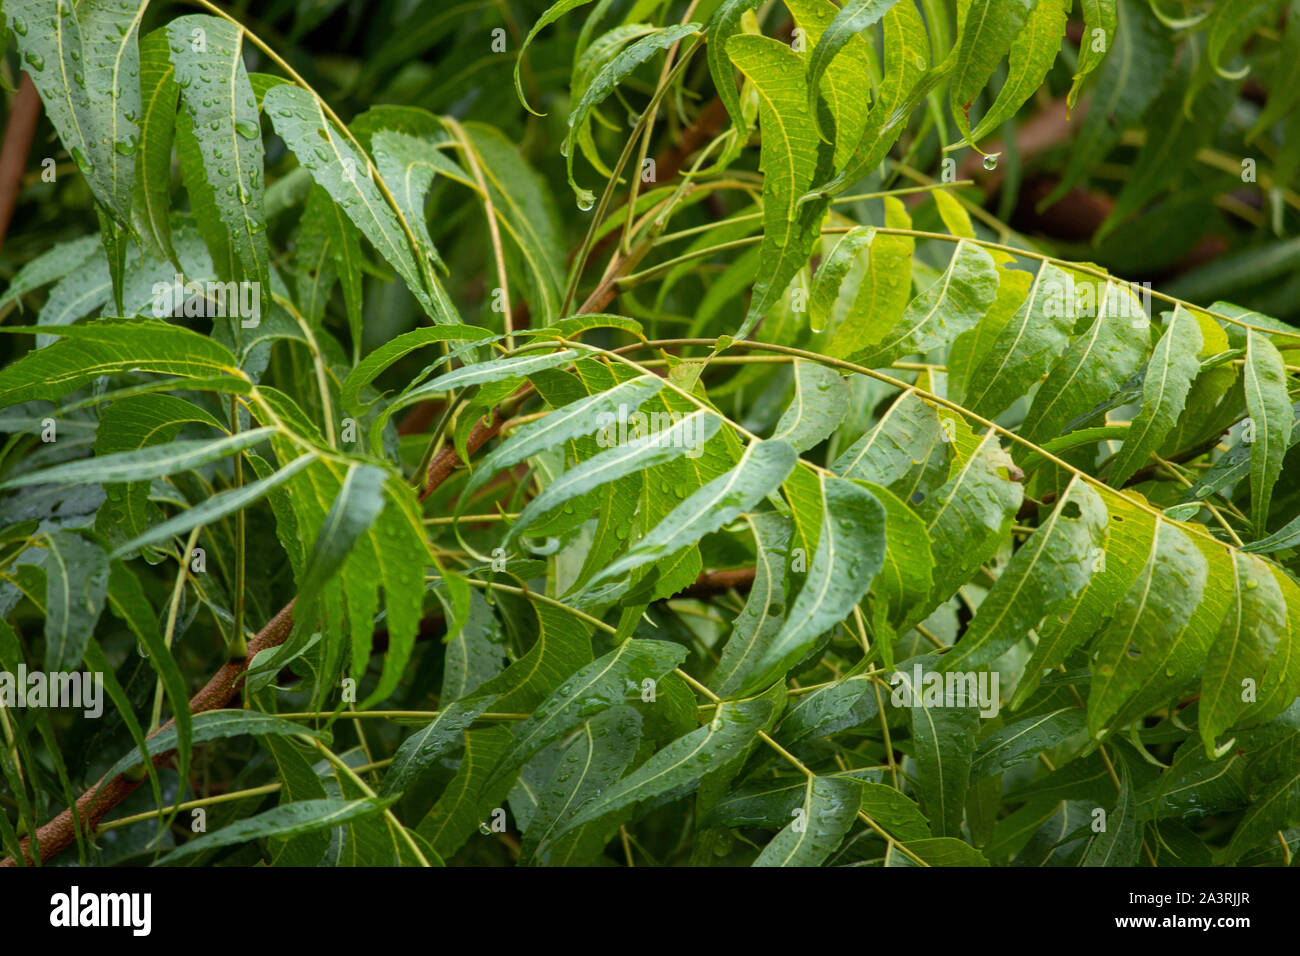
[
  {"x1": 42, "y1": 531, "x2": 109, "y2": 671},
  {"x1": 1244, "y1": 330, "x2": 1294, "y2": 538},
  {"x1": 770, "y1": 362, "x2": 848, "y2": 452},
  {"x1": 167, "y1": 16, "x2": 269, "y2": 312},
  {"x1": 156, "y1": 798, "x2": 395, "y2": 865},
  {"x1": 0, "y1": 320, "x2": 245, "y2": 407},
  {"x1": 827, "y1": 199, "x2": 915, "y2": 357},
  {"x1": 1020, "y1": 281, "x2": 1150, "y2": 443},
  {"x1": 785, "y1": 0, "x2": 874, "y2": 167},
  {"x1": 492, "y1": 639, "x2": 687, "y2": 786},
  {"x1": 525, "y1": 706, "x2": 643, "y2": 865},
  {"x1": 949, "y1": 0, "x2": 1035, "y2": 146},
  {"x1": 1080, "y1": 755, "x2": 1139, "y2": 865},
  {"x1": 1200, "y1": 552, "x2": 1288, "y2": 753},
  {"x1": 912, "y1": 430, "x2": 1023, "y2": 621},
  {"x1": 1227, "y1": 732, "x2": 1300, "y2": 860},
  {"x1": 264, "y1": 84, "x2": 454, "y2": 324},
  {"x1": 460, "y1": 374, "x2": 665, "y2": 515},
  {"x1": 423, "y1": 350, "x2": 579, "y2": 393},
  {"x1": 819, "y1": 0, "x2": 944, "y2": 194},
  {"x1": 804, "y1": 0, "x2": 901, "y2": 121},
  {"x1": 106, "y1": 560, "x2": 192, "y2": 787},
  {"x1": 1108, "y1": 307, "x2": 1204, "y2": 487},
  {"x1": 579, "y1": 440, "x2": 797, "y2": 601},
  {"x1": 753, "y1": 775, "x2": 860, "y2": 866},
  {"x1": 295, "y1": 463, "x2": 389, "y2": 612},
  {"x1": 111, "y1": 453, "x2": 317, "y2": 558},
  {"x1": 371, "y1": 129, "x2": 451, "y2": 277},
  {"x1": 943, "y1": 477, "x2": 1107, "y2": 672},
  {"x1": 958, "y1": 262, "x2": 1075, "y2": 418},
  {"x1": 101, "y1": 710, "x2": 326, "y2": 783},
  {"x1": 564, "y1": 24, "x2": 701, "y2": 209},
  {"x1": 133, "y1": 28, "x2": 180, "y2": 265},
  {"x1": 418, "y1": 725, "x2": 515, "y2": 858},
  {"x1": 727, "y1": 34, "x2": 831, "y2": 339},
  {"x1": 897, "y1": 655, "x2": 979, "y2": 836},
  {"x1": 0, "y1": 236, "x2": 100, "y2": 312},
  {"x1": 970, "y1": 708, "x2": 1087, "y2": 779},
  {"x1": 851, "y1": 240, "x2": 999, "y2": 367},
  {"x1": 504, "y1": 410, "x2": 722, "y2": 547},
  {"x1": 379, "y1": 693, "x2": 496, "y2": 798},
  {"x1": 1068, "y1": 0, "x2": 1118, "y2": 110},
  {"x1": 712, "y1": 511, "x2": 793, "y2": 695},
  {"x1": 514, "y1": 0, "x2": 598, "y2": 115},
  {"x1": 339, "y1": 325, "x2": 493, "y2": 411},
  {"x1": 551, "y1": 697, "x2": 775, "y2": 838},
  {"x1": 0, "y1": 428, "x2": 273, "y2": 490},
  {"x1": 739, "y1": 474, "x2": 887, "y2": 694},
  {"x1": 966, "y1": 0, "x2": 1067, "y2": 143},
  {"x1": 1087, "y1": 523, "x2": 1227, "y2": 736}
]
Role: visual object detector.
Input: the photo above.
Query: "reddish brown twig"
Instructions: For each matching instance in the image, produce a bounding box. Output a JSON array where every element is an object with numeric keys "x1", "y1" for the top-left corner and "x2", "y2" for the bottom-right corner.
[{"x1": 0, "y1": 74, "x2": 42, "y2": 253}]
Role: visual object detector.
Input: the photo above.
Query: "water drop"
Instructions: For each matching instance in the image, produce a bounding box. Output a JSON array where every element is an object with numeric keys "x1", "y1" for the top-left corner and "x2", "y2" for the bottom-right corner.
[
  {"x1": 478, "y1": 822, "x2": 491, "y2": 836},
  {"x1": 982, "y1": 153, "x2": 1000, "y2": 171},
  {"x1": 12, "y1": 17, "x2": 28, "y2": 36},
  {"x1": 235, "y1": 120, "x2": 260, "y2": 140},
  {"x1": 24, "y1": 51, "x2": 45, "y2": 71},
  {"x1": 576, "y1": 192, "x2": 595, "y2": 212}
]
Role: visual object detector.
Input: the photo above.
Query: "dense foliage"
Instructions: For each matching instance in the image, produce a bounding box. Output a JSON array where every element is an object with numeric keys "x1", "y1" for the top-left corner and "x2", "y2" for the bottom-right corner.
[{"x1": 1, "y1": 0, "x2": 1300, "y2": 868}]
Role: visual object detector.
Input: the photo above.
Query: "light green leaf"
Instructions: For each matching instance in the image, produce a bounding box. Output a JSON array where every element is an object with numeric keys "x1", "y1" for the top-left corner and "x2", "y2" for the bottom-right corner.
[
  {"x1": 461, "y1": 374, "x2": 665, "y2": 515},
  {"x1": 0, "y1": 320, "x2": 245, "y2": 407},
  {"x1": 958, "y1": 261, "x2": 1075, "y2": 418},
  {"x1": 564, "y1": 24, "x2": 701, "y2": 208},
  {"x1": 1244, "y1": 330, "x2": 1294, "y2": 538},
  {"x1": 1020, "y1": 280, "x2": 1150, "y2": 443}
]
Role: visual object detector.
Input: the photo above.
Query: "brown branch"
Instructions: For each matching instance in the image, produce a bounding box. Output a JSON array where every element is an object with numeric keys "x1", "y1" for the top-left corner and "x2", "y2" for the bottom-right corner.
[{"x1": 0, "y1": 74, "x2": 42, "y2": 253}]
